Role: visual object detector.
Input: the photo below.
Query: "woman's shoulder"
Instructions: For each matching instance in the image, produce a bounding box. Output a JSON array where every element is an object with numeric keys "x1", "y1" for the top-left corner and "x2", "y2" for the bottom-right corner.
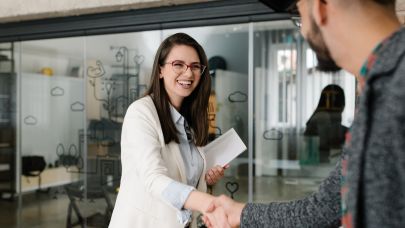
[{"x1": 127, "y1": 95, "x2": 157, "y2": 116}]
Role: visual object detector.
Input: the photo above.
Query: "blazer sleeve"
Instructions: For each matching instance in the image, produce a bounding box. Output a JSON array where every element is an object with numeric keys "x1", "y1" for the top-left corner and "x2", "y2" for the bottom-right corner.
[
  {"x1": 120, "y1": 100, "x2": 173, "y2": 201},
  {"x1": 240, "y1": 159, "x2": 342, "y2": 228}
]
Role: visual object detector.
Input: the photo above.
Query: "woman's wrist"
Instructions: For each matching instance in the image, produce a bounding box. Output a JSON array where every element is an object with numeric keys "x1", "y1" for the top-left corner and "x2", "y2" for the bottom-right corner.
[{"x1": 184, "y1": 190, "x2": 215, "y2": 213}]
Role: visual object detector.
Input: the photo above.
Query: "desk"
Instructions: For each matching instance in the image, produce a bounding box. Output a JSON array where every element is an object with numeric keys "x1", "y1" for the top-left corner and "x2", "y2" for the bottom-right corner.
[{"x1": 21, "y1": 166, "x2": 79, "y2": 192}]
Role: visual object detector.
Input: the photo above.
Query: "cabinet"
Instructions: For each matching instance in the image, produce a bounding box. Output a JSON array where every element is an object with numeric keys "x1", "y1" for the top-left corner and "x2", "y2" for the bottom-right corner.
[{"x1": 0, "y1": 43, "x2": 16, "y2": 199}]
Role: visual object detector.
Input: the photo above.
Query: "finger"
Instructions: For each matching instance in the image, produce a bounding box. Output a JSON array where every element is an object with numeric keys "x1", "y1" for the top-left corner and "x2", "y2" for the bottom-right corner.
[
  {"x1": 209, "y1": 171, "x2": 221, "y2": 183},
  {"x1": 205, "y1": 201, "x2": 215, "y2": 213},
  {"x1": 217, "y1": 165, "x2": 225, "y2": 175},
  {"x1": 212, "y1": 166, "x2": 223, "y2": 177},
  {"x1": 213, "y1": 197, "x2": 223, "y2": 208},
  {"x1": 213, "y1": 207, "x2": 231, "y2": 228},
  {"x1": 202, "y1": 215, "x2": 211, "y2": 227},
  {"x1": 208, "y1": 173, "x2": 220, "y2": 184},
  {"x1": 210, "y1": 169, "x2": 221, "y2": 179},
  {"x1": 206, "y1": 174, "x2": 214, "y2": 185},
  {"x1": 223, "y1": 164, "x2": 230, "y2": 169},
  {"x1": 205, "y1": 212, "x2": 217, "y2": 228}
]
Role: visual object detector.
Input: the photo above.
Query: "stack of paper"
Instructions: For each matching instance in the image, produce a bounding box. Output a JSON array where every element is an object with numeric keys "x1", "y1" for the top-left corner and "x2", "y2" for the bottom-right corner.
[{"x1": 204, "y1": 128, "x2": 247, "y2": 169}]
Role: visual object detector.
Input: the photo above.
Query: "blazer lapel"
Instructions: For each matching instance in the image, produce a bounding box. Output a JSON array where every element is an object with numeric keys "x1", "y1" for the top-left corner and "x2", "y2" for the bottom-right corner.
[
  {"x1": 168, "y1": 141, "x2": 187, "y2": 184},
  {"x1": 196, "y1": 146, "x2": 207, "y2": 192}
]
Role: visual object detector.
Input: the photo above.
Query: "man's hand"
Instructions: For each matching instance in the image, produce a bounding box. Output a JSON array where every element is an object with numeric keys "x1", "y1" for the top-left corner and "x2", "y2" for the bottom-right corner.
[
  {"x1": 205, "y1": 165, "x2": 229, "y2": 186},
  {"x1": 203, "y1": 194, "x2": 245, "y2": 228},
  {"x1": 204, "y1": 206, "x2": 232, "y2": 228}
]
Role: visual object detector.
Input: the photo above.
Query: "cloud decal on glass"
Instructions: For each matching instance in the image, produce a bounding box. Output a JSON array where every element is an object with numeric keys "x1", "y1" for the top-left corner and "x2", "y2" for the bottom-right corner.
[
  {"x1": 24, "y1": 115, "x2": 38, "y2": 125},
  {"x1": 263, "y1": 128, "x2": 283, "y2": 140},
  {"x1": 71, "y1": 101, "x2": 85, "y2": 112},
  {"x1": 228, "y1": 91, "x2": 248, "y2": 103},
  {"x1": 50, "y1": 86, "x2": 65, "y2": 96}
]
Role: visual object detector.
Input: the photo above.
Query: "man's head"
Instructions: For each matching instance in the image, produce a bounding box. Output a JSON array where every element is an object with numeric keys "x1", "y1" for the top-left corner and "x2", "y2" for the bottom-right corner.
[{"x1": 296, "y1": 0, "x2": 397, "y2": 73}]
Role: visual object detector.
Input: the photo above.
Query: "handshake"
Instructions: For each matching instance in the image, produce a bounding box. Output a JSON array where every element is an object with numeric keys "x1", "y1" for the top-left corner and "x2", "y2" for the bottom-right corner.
[{"x1": 201, "y1": 195, "x2": 246, "y2": 228}]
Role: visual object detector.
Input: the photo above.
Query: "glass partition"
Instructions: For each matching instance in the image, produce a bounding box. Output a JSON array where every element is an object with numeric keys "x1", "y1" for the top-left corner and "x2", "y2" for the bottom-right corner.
[
  {"x1": 19, "y1": 37, "x2": 85, "y2": 227},
  {"x1": 84, "y1": 31, "x2": 161, "y2": 225},
  {"x1": 0, "y1": 19, "x2": 356, "y2": 228},
  {"x1": 253, "y1": 21, "x2": 355, "y2": 202}
]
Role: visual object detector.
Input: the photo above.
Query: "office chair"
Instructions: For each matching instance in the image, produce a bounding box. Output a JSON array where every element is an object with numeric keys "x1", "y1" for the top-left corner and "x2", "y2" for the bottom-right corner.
[
  {"x1": 64, "y1": 182, "x2": 114, "y2": 228},
  {"x1": 22, "y1": 155, "x2": 46, "y2": 192}
]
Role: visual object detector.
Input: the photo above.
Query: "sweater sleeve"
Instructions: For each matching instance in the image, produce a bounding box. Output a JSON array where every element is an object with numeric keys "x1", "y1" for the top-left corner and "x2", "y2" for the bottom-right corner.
[{"x1": 241, "y1": 160, "x2": 342, "y2": 228}]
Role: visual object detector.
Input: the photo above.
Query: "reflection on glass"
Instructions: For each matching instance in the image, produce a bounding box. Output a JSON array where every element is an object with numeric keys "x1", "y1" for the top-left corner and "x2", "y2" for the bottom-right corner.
[
  {"x1": 303, "y1": 84, "x2": 348, "y2": 164},
  {"x1": 253, "y1": 21, "x2": 355, "y2": 203}
]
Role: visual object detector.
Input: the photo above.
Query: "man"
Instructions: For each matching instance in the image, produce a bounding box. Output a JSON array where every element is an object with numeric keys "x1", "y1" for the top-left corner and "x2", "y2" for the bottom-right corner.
[{"x1": 204, "y1": 0, "x2": 405, "y2": 227}]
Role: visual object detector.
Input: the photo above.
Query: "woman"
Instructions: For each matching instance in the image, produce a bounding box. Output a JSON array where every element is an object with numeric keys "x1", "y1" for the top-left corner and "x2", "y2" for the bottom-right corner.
[
  {"x1": 304, "y1": 84, "x2": 348, "y2": 163},
  {"x1": 109, "y1": 33, "x2": 226, "y2": 228}
]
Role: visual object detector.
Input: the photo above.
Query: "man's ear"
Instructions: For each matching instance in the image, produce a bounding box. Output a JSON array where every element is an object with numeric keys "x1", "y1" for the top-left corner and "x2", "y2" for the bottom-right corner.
[{"x1": 312, "y1": 0, "x2": 328, "y2": 27}]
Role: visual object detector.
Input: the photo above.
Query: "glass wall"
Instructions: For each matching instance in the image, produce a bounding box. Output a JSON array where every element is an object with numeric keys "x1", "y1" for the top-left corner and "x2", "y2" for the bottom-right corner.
[
  {"x1": 18, "y1": 37, "x2": 85, "y2": 227},
  {"x1": 0, "y1": 20, "x2": 355, "y2": 227},
  {"x1": 253, "y1": 21, "x2": 355, "y2": 202}
]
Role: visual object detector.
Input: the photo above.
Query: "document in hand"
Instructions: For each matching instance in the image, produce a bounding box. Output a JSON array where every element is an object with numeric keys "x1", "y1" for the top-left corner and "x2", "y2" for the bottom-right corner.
[{"x1": 203, "y1": 128, "x2": 247, "y2": 169}]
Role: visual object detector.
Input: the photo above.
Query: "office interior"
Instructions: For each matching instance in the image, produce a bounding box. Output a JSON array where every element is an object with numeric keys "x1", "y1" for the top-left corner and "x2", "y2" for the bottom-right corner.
[{"x1": 0, "y1": 2, "x2": 358, "y2": 227}]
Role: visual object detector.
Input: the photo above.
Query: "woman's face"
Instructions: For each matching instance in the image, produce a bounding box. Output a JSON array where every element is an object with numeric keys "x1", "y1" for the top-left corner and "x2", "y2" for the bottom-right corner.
[{"x1": 160, "y1": 44, "x2": 203, "y2": 109}]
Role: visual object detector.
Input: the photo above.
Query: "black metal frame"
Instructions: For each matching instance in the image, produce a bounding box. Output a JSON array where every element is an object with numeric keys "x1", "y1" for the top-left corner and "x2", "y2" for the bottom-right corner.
[{"x1": 0, "y1": 0, "x2": 290, "y2": 42}]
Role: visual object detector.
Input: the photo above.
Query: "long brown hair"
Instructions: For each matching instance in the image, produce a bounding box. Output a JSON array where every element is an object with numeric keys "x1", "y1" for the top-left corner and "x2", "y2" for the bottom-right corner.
[{"x1": 146, "y1": 33, "x2": 211, "y2": 146}]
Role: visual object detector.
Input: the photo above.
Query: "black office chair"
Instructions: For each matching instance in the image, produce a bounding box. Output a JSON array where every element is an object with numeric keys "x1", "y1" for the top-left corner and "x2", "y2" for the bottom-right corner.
[
  {"x1": 64, "y1": 182, "x2": 113, "y2": 228},
  {"x1": 22, "y1": 155, "x2": 46, "y2": 191}
]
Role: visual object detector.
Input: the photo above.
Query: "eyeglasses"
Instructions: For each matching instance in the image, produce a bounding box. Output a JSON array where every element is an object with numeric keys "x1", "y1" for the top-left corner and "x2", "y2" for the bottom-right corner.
[
  {"x1": 165, "y1": 60, "x2": 206, "y2": 75},
  {"x1": 291, "y1": 16, "x2": 302, "y2": 29}
]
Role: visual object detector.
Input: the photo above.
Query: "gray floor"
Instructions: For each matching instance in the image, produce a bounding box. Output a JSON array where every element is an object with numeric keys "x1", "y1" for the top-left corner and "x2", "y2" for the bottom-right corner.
[
  {"x1": 0, "y1": 188, "x2": 112, "y2": 228},
  {"x1": 0, "y1": 176, "x2": 323, "y2": 228}
]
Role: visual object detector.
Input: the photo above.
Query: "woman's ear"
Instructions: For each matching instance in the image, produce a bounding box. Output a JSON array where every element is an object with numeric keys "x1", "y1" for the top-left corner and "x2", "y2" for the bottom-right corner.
[
  {"x1": 159, "y1": 67, "x2": 163, "y2": 78},
  {"x1": 312, "y1": 0, "x2": 328, "y2": 27}
]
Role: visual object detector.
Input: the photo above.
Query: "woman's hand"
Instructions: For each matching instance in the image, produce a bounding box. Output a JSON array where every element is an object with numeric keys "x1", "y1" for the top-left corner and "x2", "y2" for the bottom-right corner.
[{"x1": 205, "y1": 165, "x2": 229, "y2": 186}]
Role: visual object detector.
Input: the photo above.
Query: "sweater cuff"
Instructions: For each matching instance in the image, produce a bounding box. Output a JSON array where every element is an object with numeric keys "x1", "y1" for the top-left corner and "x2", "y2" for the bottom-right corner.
[{"x1": 240, "y1": 203, "x2": 268, "y2": 227}]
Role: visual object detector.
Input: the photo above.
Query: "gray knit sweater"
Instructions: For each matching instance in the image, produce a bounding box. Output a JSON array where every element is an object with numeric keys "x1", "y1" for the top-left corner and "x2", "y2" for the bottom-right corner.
[{"x1": 241, "y1": 27, "x2": 405, "y2": 228}]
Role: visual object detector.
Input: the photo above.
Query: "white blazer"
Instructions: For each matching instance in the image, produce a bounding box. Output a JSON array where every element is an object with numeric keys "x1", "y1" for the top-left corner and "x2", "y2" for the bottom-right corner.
[{"x1": 109, "y1": 96, "x2": 207, "y2": 228}]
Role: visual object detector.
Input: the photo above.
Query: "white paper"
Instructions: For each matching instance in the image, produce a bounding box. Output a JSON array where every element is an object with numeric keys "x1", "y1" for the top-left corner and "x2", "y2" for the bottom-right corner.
[{"x1": 204, "y1": 128, "x2": 247, "y2": 169}]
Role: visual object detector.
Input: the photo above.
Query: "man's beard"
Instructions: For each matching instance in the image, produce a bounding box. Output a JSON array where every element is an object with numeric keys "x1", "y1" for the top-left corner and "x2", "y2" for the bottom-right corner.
[{"x1": 307, "y1": 17, "x2": 341, "y2": 73}]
